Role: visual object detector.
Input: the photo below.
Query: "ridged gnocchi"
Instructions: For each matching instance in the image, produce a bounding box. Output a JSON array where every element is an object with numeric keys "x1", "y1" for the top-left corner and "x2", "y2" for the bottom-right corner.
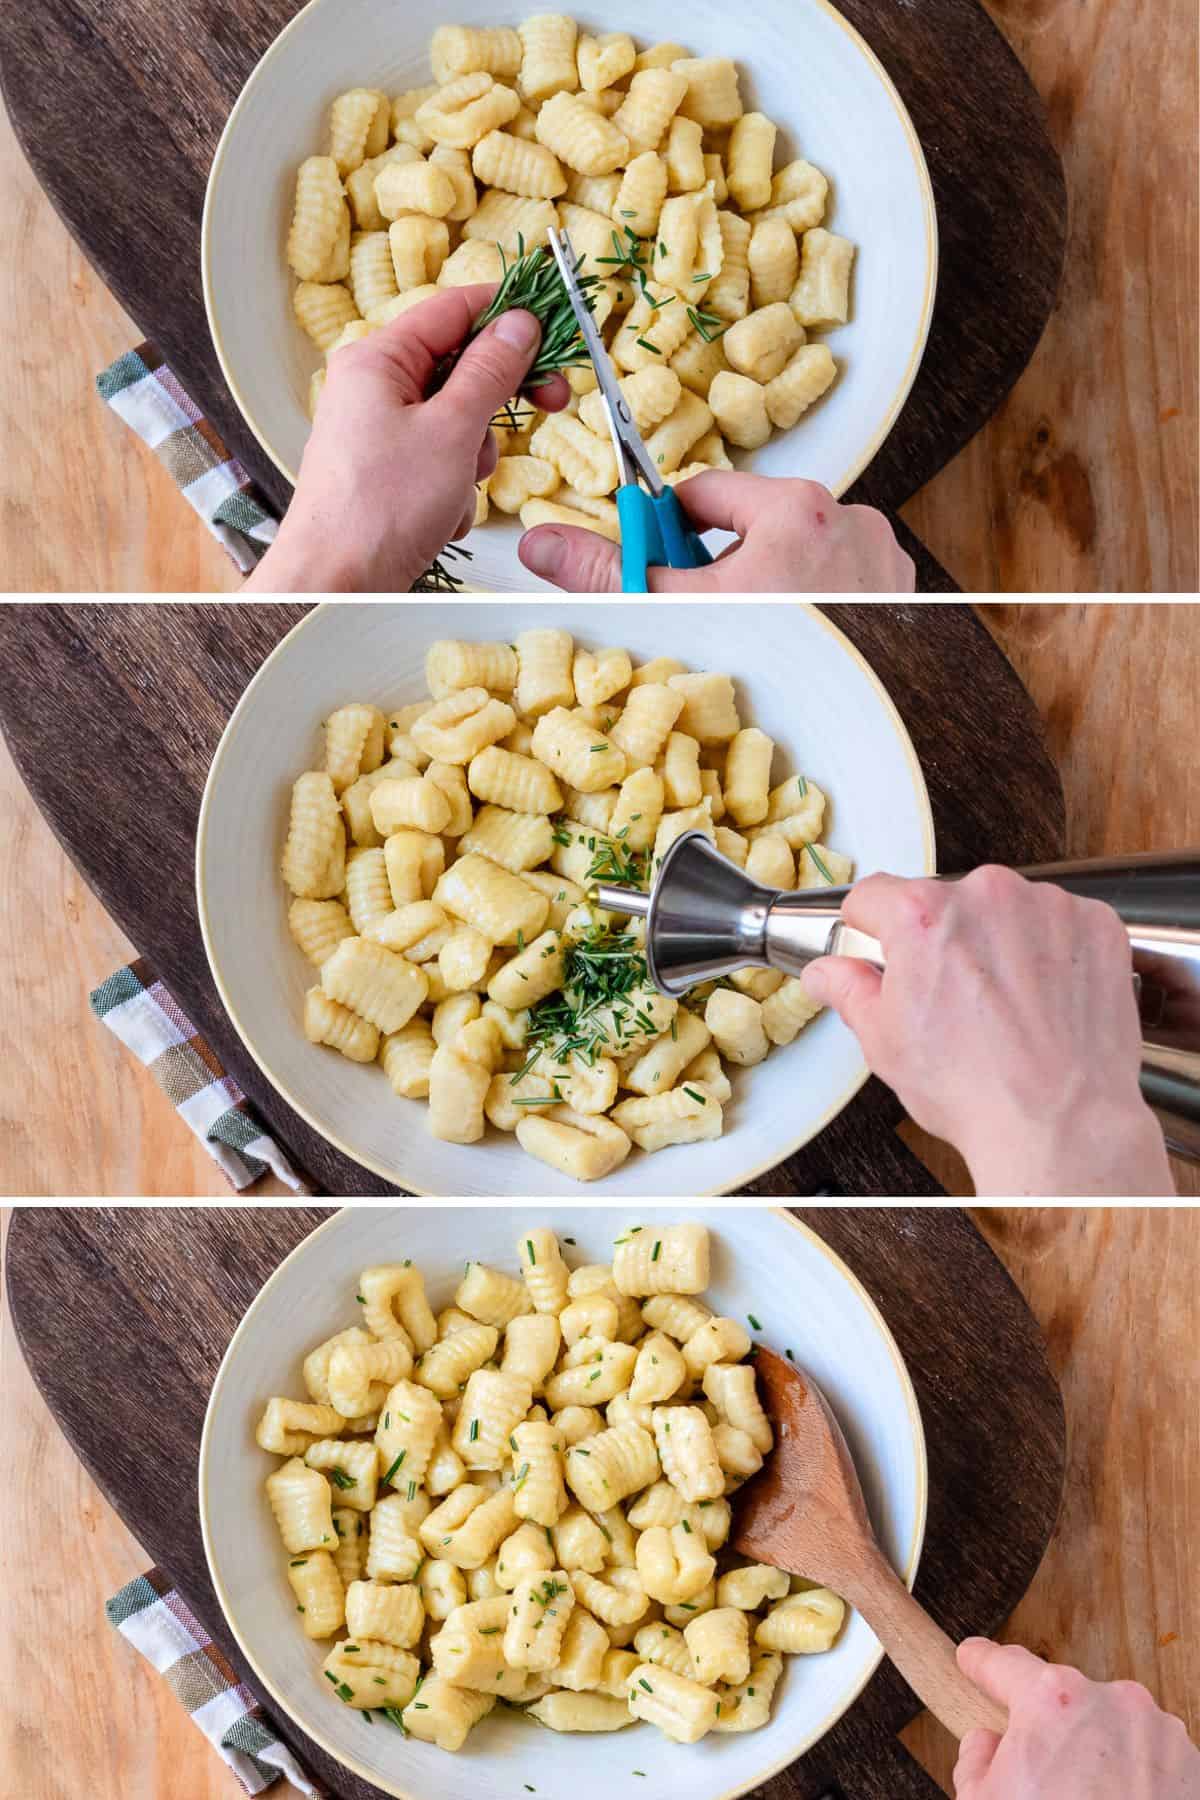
[
  {"x1": 280, "y1": 631, "x2": 851, "y2": 1178},
  {"x1": 258, "y1": 1223, "x2": 847, "y2": 1758},
  {"x1": 285, "y1": 24, "x2": 857, "y2": 549}
]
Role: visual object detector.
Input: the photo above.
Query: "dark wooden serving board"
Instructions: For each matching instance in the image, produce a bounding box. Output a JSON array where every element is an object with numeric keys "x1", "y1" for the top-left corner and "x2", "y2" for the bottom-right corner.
[
  {"x1": 6, "y1": 1205, "x2": 1068, "y2": 1800},
  {"x1": 0, "y1": 601, "x2": 1072, "y2": 1195},
  {"x1": 0, "y1": 602, "x2": 1066, "y2": 1197},
  {"x1": 0, "y1": 0, "x2": 1066, "y2": 592}
]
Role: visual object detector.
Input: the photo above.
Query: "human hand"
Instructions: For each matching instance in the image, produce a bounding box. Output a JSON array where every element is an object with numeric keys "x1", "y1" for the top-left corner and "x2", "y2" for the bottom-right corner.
[
  {"x1": 516, "y1": 468, "x2": 914, "y2": 591},
  {"x1": 800, "y1": 867, "x2": 1174, "y2": 1195},
  {"x1": 248, "y1": 286, "x2": 568, "y2": 593},
  {"x1": 952, "y1": 1640, "x2": 1199, "y2": 1799}
]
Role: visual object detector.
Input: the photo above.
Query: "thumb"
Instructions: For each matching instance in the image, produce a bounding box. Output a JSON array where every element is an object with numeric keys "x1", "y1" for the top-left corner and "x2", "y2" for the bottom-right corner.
[
  {"x1": 435, "y1": 309, "x2": 543, "y2": 445},
  {"x1": 518, "y1": 522, "x2": 725, "y2": 591},
  {"x1": 519, "y1": 523, "x2": 622, "y2": 591},
  {"x1": 800, "y1": 956, "x2": 884, "y2": 1052},
  {"x1": 953, "y1": 1727, "x2": 1002, "y2": 1797}
]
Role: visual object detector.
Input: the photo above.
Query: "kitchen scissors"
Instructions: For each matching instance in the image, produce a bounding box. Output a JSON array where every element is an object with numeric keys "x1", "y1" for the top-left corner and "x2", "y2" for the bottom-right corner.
[{"x1": 545, "y1": 225, "x2": 714, "y2": 593}]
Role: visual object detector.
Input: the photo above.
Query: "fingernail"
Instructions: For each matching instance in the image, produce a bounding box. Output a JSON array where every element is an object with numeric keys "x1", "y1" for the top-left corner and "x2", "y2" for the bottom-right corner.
[
  {"x1": 521, "y1": 528, "x2": 565, "y2": 580},
  {"x1": 494, "y1": 308, "x2": 540, "y2": 351},
  {"x1": 799, "y1": 962, "x2": 829, "y2": 1002}
]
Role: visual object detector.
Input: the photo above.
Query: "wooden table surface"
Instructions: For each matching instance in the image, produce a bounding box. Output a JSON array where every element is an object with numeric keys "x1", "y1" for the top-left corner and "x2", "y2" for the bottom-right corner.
[
  {"x1": 3, "y1": 599, "x2": 1195, "y2": 1199},
  {"x1": 0, "y1": 598, "x2": 1069, "y2": 1201},
  {"x1": 0, "y1": 0, "x2": 1195, "y2": 593},
  {"x1": 0, "y1": 600, "x2": 1197, "y2": 1792},
  {"x1": 7, "y1": 1204, "x2": 1069, "y2": 1800},
  {"x1": 3, "y1": 1204, "x2": 1195, "y2": 1800}
]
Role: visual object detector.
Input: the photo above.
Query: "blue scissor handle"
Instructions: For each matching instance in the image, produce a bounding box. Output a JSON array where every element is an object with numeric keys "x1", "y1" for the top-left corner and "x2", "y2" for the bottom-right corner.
[{"x1": 617, "y1": 484, "x2": 714, "y2": 592}]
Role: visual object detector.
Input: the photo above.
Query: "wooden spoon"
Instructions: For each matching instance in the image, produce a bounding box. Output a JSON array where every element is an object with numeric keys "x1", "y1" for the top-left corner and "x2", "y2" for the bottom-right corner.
[{"x1": 733, "y1": 1345, "x2": 1007, "y2": 1740}]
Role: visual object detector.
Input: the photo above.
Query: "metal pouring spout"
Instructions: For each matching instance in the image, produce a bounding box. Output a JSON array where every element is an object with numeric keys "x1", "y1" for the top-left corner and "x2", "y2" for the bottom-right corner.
[{"x1": 596, "y1": 833, "x2": 1200, "y2": 1162}]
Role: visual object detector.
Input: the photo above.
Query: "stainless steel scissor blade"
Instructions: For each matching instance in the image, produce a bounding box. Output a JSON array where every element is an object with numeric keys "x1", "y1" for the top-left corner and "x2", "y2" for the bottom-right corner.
[{"x1": 545, "y1": 224, "x2": 664, "y2": 496}]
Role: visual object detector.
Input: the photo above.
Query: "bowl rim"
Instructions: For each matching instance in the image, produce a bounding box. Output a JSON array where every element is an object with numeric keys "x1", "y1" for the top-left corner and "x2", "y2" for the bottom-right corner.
[
  {"x1": 193, "y1": 600, "x2": 936, "y2": 1197},
  {"x1": 198, "y1": 1205, "x2": 930, "y2": 1800},
  {"x1": 200, "y1": 0, "x2": 939, "y2": 500}
]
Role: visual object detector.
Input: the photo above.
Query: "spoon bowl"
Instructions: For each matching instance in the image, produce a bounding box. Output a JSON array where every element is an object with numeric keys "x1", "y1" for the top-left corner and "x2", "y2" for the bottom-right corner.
[{"x1": 735, "y1": 1347, "x2": 1007, "y2": 1741}]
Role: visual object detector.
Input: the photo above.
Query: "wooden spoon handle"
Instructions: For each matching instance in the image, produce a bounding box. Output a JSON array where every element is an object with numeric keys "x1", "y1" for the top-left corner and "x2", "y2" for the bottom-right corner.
[{"x1": 845, "y1": 1551, "x2": 1008, "y2": 1741}]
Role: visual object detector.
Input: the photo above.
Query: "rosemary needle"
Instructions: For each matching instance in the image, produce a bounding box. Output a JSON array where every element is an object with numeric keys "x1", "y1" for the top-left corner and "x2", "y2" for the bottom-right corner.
[
  {"x1": 467, "y1": 239, "x2": 603, "y2": 387},
  {"x1": 412, "y1": 242, "x2": 599, "y2": 590}
]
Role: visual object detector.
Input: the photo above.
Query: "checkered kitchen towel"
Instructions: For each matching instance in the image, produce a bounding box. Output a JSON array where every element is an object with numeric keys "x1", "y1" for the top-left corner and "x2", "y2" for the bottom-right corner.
[
  {"x1": 90, "y1": 960, "x2": 310, "y2": 1193},
  {"x1": 96, "y1": 344, "x2": 279, "y2": 573},
  {"x1": 108, "y1": 1571, "x2": 325, "y2": 1796}
]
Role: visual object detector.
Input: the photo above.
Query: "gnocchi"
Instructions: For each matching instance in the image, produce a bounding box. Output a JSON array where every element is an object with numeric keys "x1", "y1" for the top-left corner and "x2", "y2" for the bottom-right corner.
[
  {"x1": 279, "y1": 632, "x2": 852, "y2": 1179},
  {"x1": 285, "y1": 23, "x2": 857, "y2": 553},
  {"x1": 256, "y1": 1224, "x2": 847, "y2": 1757}
]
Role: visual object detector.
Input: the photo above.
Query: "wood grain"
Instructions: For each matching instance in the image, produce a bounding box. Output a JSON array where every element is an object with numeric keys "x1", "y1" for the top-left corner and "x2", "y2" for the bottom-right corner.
[
  {"x1": 5, "y1": 1207, "x2": 1195, "y2": 1799},
  {"x1": 0, "y1": 1211, "x2": 307, "y2": 1800},
  {"x1": 2, "y1": 0, "x2": 1193, "y2": 593},
  {"x1": 905, "y1": 601, "x2": 1200, "y2": 1199},
  {"x1": 901, "y1": 2, "x2": 1199, "y2": 592},
  {"x1": 0, "y1": 733, "x2": 291, "y2": 1197},
  {"x1": 900, "y1": 1206, "x2": 1200, "y2": 1791},
  {"x1": 0, "y1": 98, "x2": 238, "y2": 594},
  {"x1": 4, "y1": 1204, "x2": 1067, "y2": 1800},
  {"x1": 0, "y1": 600, "x2": 1065, "y2": 1199},
  {"x1": 0, "y1": 0, "x2": 1066, "y2": 560}
]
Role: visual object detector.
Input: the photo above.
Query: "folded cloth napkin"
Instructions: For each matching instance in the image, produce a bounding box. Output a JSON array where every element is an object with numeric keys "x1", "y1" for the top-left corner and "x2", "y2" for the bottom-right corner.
[
  {"x1": 96, "y1": 343, "x2": 279, "y2": 573},
  {"x1": 108, "y1": 1571, "x2": 326, "y2": 1796},
  {"x1": 90, "y1": 959, "x2": 311, "y2": 1193}
]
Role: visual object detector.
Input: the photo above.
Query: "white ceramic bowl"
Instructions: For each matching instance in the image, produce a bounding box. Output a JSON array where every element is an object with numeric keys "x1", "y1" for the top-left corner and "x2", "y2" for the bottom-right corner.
[
  {"x1": 202, "y1": 0, "x2": 937, "y2": 591},
  {"x1": 200, "y1": 1206, "x2": 927, "y2": 1800},
  {"x1": 196, "y1": 601, "x2": 934, "y2": 1196}
]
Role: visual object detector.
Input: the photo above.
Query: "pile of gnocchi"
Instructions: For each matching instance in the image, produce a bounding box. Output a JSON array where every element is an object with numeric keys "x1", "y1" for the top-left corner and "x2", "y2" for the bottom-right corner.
[
  {"x1": 288, "y1": 17, "x2": 856, "y2": 543},
  {"x1": 281, "y1": 630, "x2": 852, "y2": 1182},
  {"x1": 258, "y1": 1224, "x2": 847, "y2": 1752}
]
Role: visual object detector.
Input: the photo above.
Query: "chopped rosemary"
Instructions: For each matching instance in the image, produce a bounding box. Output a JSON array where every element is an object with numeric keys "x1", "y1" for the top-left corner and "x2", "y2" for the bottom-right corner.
[
  {"x1": 526, "y1": 1237, "x2": 537, "y2": 1263},
  {"x1": 806, "y1": 844, "x2": 835, "y2": 884},
  {"x1": 328, "y1": 1468, "x2": 356, "y2": 1490},
  {"x1": 686, "y1": 304, "x2": 728, "y2": 344},
  {"x1": 797, "y1": 774, "x2": 808, "y2": 796},
  {"x1": 467, "y1": 240, "x2": 601, "y2": 385},
  {"x1": 382, "y1": 1451, "x2": 406, "y2": 1484},
  {"x1": 748, "y1": 1313, "x2": 763, "y2": 1330},
  {"x1": 683, "y1": 1086, "x2": 707, "y2": 1104},
  {"x1": 469, "y1": 1418, "x2": 480, "y2": 1442}
]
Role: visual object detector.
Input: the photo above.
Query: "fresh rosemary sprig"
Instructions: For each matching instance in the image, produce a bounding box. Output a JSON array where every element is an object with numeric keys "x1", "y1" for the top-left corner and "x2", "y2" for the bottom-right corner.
[
  {"x1": 412, "y1": 241, "x2": 600, "y2": 589},
  {"x1": 411, "y1": 541, "x2": 474, "y2": 593},
  {"x1": 468, "y1": 238, "x2": 603, "y2": 386}
]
